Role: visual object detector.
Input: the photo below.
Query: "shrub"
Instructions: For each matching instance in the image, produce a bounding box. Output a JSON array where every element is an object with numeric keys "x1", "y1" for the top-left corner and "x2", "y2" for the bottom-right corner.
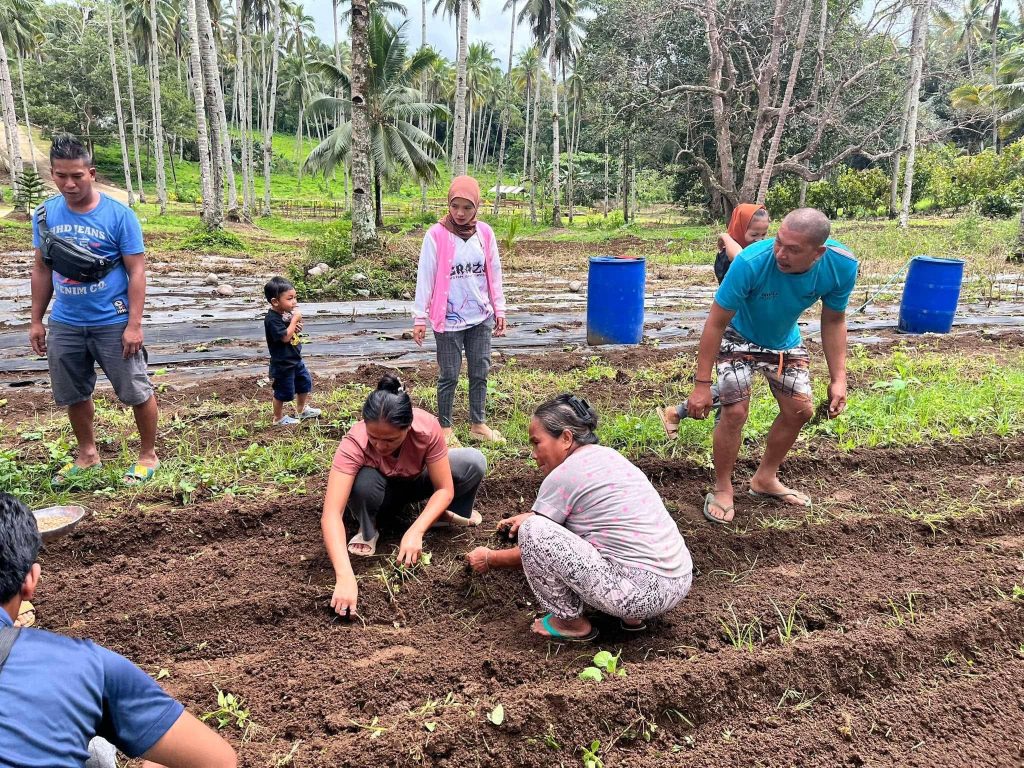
[
  {"x1": 307, "y1": 220, "x2": 354, "y2": 268},
  {"x1": 178, "y1": 227, "x2": 246, "y2": 252},
  {"x1": 979, "y1": 191, "x2": 1018, "y2": 218},
  {"x1": 765, "y1": 178, "x2": 800, "y2": 218}
]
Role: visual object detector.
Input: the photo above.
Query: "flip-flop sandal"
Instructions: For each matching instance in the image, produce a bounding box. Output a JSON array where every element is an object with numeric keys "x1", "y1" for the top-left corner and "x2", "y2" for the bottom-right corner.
[
  {"x1": 347, "y1": 530, "x2": 380, "y2": 557},
  {"x1": 658, "y1": 407, "x2": 680, "y2": 439},
  {"x1": 444, "y1": 432, "x2": 463, "y2": 449},
  {"x1": 122, "y1": 462, "x2": 158, "y2": 486},
  {"x1": 621, "y1": 618, "x2": 648, "y2": 632},
  {"x1": 468, "y1": 428, "x2": 505, "y2": 444},
  {"x1": 16, "y1": 600, "x2": 35, "y2": 628},
  {"x1": 533, "y1": 613, "x2": 599, "y2": 643},
  {"x1": 748, "y1": 489, "x2": 812, "y2": 508},
  {"x1": 431, "y1": 509, "x2": 483, "y2": 529},
  {"x1": 51, "y1": 461, "x2": 103, "y2": 486},
  {"x1": 703, "y1": 493, "x2": 735, "y2": 525}
]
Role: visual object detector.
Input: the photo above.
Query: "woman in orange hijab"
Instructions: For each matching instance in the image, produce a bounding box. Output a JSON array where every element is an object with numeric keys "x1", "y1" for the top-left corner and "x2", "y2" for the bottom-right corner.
[{"x1": 713, "y1": 203, "x2": 770, "y2": 284}]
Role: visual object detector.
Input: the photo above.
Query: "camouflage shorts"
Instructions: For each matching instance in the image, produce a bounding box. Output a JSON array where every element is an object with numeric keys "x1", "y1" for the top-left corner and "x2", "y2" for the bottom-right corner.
[{"x1": 716, "y1": 327, "x2": 813, "y2": 407}]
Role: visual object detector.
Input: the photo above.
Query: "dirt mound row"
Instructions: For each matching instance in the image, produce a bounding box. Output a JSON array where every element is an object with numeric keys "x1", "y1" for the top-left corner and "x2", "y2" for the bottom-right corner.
[{"x1": 31, "y1": 432, "x2": 1024, "y2": 766}]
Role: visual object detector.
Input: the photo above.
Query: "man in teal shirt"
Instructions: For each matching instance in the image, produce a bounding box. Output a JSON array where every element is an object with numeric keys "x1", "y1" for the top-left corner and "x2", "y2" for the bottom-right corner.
[{"x1": 681, "y1": 208, "x2": 857, "y2": 524}]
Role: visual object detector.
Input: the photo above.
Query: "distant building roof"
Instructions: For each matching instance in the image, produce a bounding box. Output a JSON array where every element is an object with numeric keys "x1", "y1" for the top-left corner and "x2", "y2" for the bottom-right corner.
[{"x1": 489, "y1": 185, "x2": 525, "y2": 194}]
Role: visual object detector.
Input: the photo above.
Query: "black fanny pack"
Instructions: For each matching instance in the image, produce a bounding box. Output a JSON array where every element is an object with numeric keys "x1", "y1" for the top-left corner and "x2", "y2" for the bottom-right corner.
[{"x1": 36, "y1": 204, "x2": 121, "y2": 283}]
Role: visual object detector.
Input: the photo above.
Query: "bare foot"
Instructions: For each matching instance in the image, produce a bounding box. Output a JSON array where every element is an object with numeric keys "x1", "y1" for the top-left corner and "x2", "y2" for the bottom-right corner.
[
  {"x1": 704, "y1": 490, "x2": 735, "y2": 523},
  {"x1": 531, "y1": 614, "x2": 594, "y2": 639},
  {"x1": 749, "y1": 475, "x2": 811, "y2": 506}
]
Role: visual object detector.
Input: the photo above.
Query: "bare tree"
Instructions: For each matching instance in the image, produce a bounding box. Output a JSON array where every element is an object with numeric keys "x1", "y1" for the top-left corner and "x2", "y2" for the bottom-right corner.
[
  {"x1": 900, "y1": 0, "x2": 931, "y2": 228},
  {"x1": 195, "y1": 0, "x2": 237, "y2": 219},
  {"x1": 452, "y1": 0, "x2": 470, "y2": 175},
  {"x1": 547, "y1": 1, "x2": 561, "y2": 225},
  {"x1": 350, "y1": 0, "x2": 378, "y2": 254},
  {"x1": 106, "y1": 8, "x2": 135, "y2": 206},
  {"x1": 263, "y1": 0, "x2": 283, "y2": 216},
  {"x1": 149, "y1": 0, "x2": 168, "y2": 213},
  {"x1": 0, "y1": 23, "x2": 24, "y2": 210},
  {"x1": 120, "y1": 0, "x2": 145, "y2": 202},
  {"x1": 185, "y1": 0, "x2": 217, "y2": 227},
  {"x1": 234, "y1": 1, "x2": 251, "y2": 218}
]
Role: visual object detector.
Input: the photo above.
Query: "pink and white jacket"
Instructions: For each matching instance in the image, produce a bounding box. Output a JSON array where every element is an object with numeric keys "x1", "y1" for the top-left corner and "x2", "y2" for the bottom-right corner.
[{"x1": 412, "y1": 222, "x2": 507, "y2": 333}]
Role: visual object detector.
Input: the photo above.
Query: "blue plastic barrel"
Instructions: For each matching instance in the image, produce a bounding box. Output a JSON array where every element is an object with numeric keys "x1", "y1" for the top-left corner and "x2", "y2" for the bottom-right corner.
[
  {"x1": 897, "y1": 255, "x2": 966, "y2": 334},
  {"x1": 587, "y1": 256, "x2": 646, "y2": 345}
]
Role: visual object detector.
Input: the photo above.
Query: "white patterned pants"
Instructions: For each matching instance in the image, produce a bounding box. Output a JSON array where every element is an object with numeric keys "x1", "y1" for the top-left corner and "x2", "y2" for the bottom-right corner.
[{"x1": 518, "y1": 514, "x2": 692, "y2": 622}]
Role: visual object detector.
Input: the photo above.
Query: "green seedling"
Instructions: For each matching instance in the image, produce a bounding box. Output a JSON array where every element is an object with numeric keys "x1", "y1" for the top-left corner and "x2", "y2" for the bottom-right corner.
[
  {"x1": 777, "y1": 688, "x2": 821, "y2": 712},
  {"x1": 770, "y1": 595, "x2": 805, "y2": 644},
  {"x1": 487, "y1": 704, "x2": 505, "y2": 726},
  {"x1": 580, "y1": 740, "x2": 603, "y2": 768},
  {"x1": 579, "y1": 649, "x2": 626, "y2": 682},
  {"x1": 348, "y1": 716, "x2": 387, "y2": 738},
  {"x1": 719, "y1": 605, "x2": 764, "y2": 651},
  {"x1": 542, "y1": 724, "x2": 561, "y2": 750},
  {"x1": 886, "y1": 592, "x2": 920, "y2": 626},
  {"x1": 376, "y1": 553, "x2": 430, "y2": 601},
  {"x1": 200, "y1": 689, "x2": 251, "y2": 731}
]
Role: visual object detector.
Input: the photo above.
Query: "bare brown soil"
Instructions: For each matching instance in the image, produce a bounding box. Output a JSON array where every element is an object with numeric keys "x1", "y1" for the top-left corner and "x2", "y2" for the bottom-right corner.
[{"x1": 12, "y1": 331, "x2": 1022, "y2": 766}]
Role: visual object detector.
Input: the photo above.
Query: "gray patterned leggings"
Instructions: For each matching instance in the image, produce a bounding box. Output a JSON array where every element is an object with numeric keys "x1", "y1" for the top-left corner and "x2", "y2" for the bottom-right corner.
[
  {"x1": 518, "y1": 515, "x2": 692, "y2": 622},
  {"x1": 435, "y1": 318, "x2": 493, "y2": 427}
]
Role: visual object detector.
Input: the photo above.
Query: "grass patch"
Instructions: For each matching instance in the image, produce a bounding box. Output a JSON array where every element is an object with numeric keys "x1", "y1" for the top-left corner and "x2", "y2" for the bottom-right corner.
[{"x1": 178, "y1": 226, "x2": 246, "y2": 252}]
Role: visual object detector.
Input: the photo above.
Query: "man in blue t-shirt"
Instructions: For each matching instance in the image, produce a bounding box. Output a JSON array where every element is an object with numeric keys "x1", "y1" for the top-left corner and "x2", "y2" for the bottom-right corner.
[
  {"x1": 0, "y1": 493, "x2": 236, "y2": 768},
  {"x1": 677, "y1": 208, "x2": 857, "y2": 524},
  {"x1": 29, "y1": 135, "x2": 159, "y2": 487}
]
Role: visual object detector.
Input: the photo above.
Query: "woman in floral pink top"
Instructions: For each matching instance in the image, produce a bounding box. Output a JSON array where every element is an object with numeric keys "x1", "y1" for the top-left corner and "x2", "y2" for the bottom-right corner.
[{"x1": 465, "y1": 394, "x2": 693, "y2": 642}]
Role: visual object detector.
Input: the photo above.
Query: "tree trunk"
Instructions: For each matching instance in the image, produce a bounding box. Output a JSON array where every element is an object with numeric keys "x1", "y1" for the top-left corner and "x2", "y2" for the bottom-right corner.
[
  {"x1": 622, "y1": 133, "x2": 631, "y2": 223},
  {"x1": 244, "y1": 27, "x2": 257, "y2": 212},
  {"x1": 756, "y1": 0, "x2": 813, "y2": 203},
  {"x1": 521, "y1": 74, "x2": 532, "y2": 182},
  {"x1": 186, "y1": 0, "x2": 216, "y2": 227},
  {"x1": 0, "y1": 25, "x2": 24, "y2": 210},
  {"x1": 374, "y1": 170, "x2": 384, "y2": 227},
  {"x1": 296, "y1": 105, "x2": 304, "y2": 193},
  {"x1": 451, "y1": 0, "x2": 469, "y2": 176},
  {"x1": 15, "y1": 50, "x2": 37, "y2": 174},
  {"x1": 899, "y1": 0, "x2": 930, "y2": 228},
  {"x1": 166, "y1": 134, "x2": 179, "y2": 196},
  {"x1": 492, "y1": 0, "x2": 516, "y2": 214},
  {"x1": 120, "y1": 0, "x2": 146, "y2": 202},
  {"x1": 234, "y1": 3, "x2": 250, "y2": 218},
  {"x1": 548, "y1": 8, "x2": 561, "y2": 226},
  {"x1": 195, "y1": 0, "x2": 235, "y2": 219},
  {"x1": 603, "y1": 122, "x2": 609, "y2": 217},
  {"x1": 262, "y1": 0, "x2": 282, "y2": 216},
  {"x1": 106, "y1": 9, "x2": 135, "y2": 206},
  {"x1": 350, "y1": 0, "x2": 378, "y2": 254},
  {"x1": 529, "y1": 70, "x2": 540, "y2": 224},
  {"x1": 149, "y1": 0, "x2": 168, "y2": 213},
  {"x1": 991, "y1": 0, "x2": 1002, "y2": 152},
  {"x1": 889, "y1": 83, "x2": 913, "y2": 219}
]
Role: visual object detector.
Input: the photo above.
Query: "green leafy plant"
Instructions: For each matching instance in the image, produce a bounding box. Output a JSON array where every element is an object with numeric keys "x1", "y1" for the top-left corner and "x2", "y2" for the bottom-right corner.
[
  {"x1": 15, "y1": 168, "x2": 47, "y2": 210},
  {"x1": 580, "y1": 740, "x2": 603, "y2": 768},
  {"x1": 579, "y1": 649, "x2": 626, "y2": 682},
  {"x1": 720, "y1": 605, "x2": 764, "y2": 651},
  {"x1": 200, "y1": 689, "x2": 251, "y2": 731}
]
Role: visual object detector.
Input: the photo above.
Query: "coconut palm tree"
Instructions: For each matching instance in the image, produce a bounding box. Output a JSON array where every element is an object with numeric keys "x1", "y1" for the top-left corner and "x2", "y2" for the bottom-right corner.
[
  {"x1": 434, "y1": 0, "x2": 480, "y2": 176},
  {"x1": 934, "y1": 0, "x2": 991, "y2": 78},
  {"x1": 305, "y1": 15, "x2": 447, "y2": 226}
]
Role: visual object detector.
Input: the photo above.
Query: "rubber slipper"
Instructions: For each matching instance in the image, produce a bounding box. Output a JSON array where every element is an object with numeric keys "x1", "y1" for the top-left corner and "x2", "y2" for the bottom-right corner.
[
  {"x1": 16, "y1": 600, "x2": 35, "y2": 628},
  {"x1": 51, "y1": 461, "x2": 102, "y2": 486},
  {"x1": 533, "y1": 613, "x2": 599, "y2": 643},
  {"x1": 658, "y1": 407, "x2": 679, "y2": 439},
  {"x1": 748, "y1": 488, "x2": 812, "y2": 508},
  {"x1": 348, "y1": 530, "x2": 380, "y2": 557},
  {"x1": 431, "y1": 509, "x2": 483, "y2": 529},
  {"x1": 703, "y1": 493, "x2": 734, "y2": 525},
  {"x1": 468, "y1": 428, "x2": 505, "y2": 444},
  {"x1": 621, "y1": 618, "x2": 647, "y2": 632},
  {"x1": 122, "y1": 462, "x2": 158, "y2": 486}
]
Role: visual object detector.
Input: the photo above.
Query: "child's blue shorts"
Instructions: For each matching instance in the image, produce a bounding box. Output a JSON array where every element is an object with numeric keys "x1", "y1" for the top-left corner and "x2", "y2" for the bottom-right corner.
[{"x1": 271, "y1": 360, "x2": 313, "y2": 402}]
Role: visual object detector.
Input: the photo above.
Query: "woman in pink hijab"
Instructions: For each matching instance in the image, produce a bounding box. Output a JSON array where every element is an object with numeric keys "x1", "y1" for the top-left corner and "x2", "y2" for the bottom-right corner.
[{"x1": 411, "y1": 176, "x2": 508, "y2": 445}]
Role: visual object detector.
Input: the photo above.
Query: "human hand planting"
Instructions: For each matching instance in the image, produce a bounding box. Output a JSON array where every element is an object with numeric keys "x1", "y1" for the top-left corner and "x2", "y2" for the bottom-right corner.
[
  {"x1": 466, "y1": 546, "x2": 492, "y2": 574},
  {"x1": 397, "y1": 529, "x2": 424, "y2": 566},
  {"x1": 498, "y1": 512, "x2": 533, "y2": 537},
  {"x1": 827, "y1": 379, "x2": 847, "y2": 417},
  {"x1": 331, "y1": 575, "x2": 358, "y2": 618}
]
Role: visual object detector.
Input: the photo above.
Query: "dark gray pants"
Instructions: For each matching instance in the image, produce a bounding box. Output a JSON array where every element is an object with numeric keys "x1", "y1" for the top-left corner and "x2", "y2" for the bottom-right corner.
[
  {"x1": 435, "y1": 319, "x2": 493, "y2": 427},
  {"x1": 347, "y1": 448, "x2": 487, "y2": 539}
]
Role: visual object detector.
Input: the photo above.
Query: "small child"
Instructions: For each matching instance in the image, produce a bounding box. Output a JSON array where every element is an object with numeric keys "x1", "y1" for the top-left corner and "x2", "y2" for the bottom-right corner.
[
  {"x1": 263, "y1": 276, "x2": 321, "y2": 426},
  {"x1": 412, "y1": 175, "x2": 507, "y2": 445},
  {"x1": 714, "y1": 204, "x2": 770, "y2": 284}
]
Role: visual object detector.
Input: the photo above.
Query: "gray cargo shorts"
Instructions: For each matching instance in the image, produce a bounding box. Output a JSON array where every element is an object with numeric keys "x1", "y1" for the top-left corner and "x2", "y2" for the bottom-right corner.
[{"x1": 47, "y1": 320, "x2": 153, "y2": 407}]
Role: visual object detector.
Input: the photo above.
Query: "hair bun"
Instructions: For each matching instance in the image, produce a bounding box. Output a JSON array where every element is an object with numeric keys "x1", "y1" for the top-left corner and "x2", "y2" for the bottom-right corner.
[{"x1": 376, "y1": 374, "x2": 404, "y2": 394}]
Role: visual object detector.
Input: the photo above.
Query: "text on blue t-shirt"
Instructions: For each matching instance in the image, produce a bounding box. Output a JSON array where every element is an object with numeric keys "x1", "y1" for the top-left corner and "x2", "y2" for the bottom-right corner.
[
  {"x1": 0, "y1": 611, "x2": 184, "y2": 767},
  {"x1": 713, "y1": 236, "x2": 858, "y2": 350},
  {"x1": 32, "y1": 193, "x2": 145, "y2": 327}
]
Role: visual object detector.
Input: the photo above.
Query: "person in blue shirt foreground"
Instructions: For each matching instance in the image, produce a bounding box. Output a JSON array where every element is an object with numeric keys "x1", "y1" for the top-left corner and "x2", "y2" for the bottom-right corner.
[
  {"x1": 679, "y1": 208, "x2": 857, "y2": 524},
  {"x1": 0, "y1": 493, "x2": 236, "y2": 768}
]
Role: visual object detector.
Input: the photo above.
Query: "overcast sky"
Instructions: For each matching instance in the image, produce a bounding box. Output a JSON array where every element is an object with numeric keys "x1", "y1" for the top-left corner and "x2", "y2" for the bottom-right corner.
[{"x1": 306, "y1": 0, "x2": 530, "y2": 65}]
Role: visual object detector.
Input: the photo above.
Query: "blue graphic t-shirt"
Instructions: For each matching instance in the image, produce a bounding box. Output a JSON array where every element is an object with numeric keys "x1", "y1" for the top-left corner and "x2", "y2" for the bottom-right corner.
[
  {"x1": 31, "y1": 193, "x2": 145, "y2": 327},
  {"x1": 714, "y1": 237, "x2": 858, "y2": 350}
]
